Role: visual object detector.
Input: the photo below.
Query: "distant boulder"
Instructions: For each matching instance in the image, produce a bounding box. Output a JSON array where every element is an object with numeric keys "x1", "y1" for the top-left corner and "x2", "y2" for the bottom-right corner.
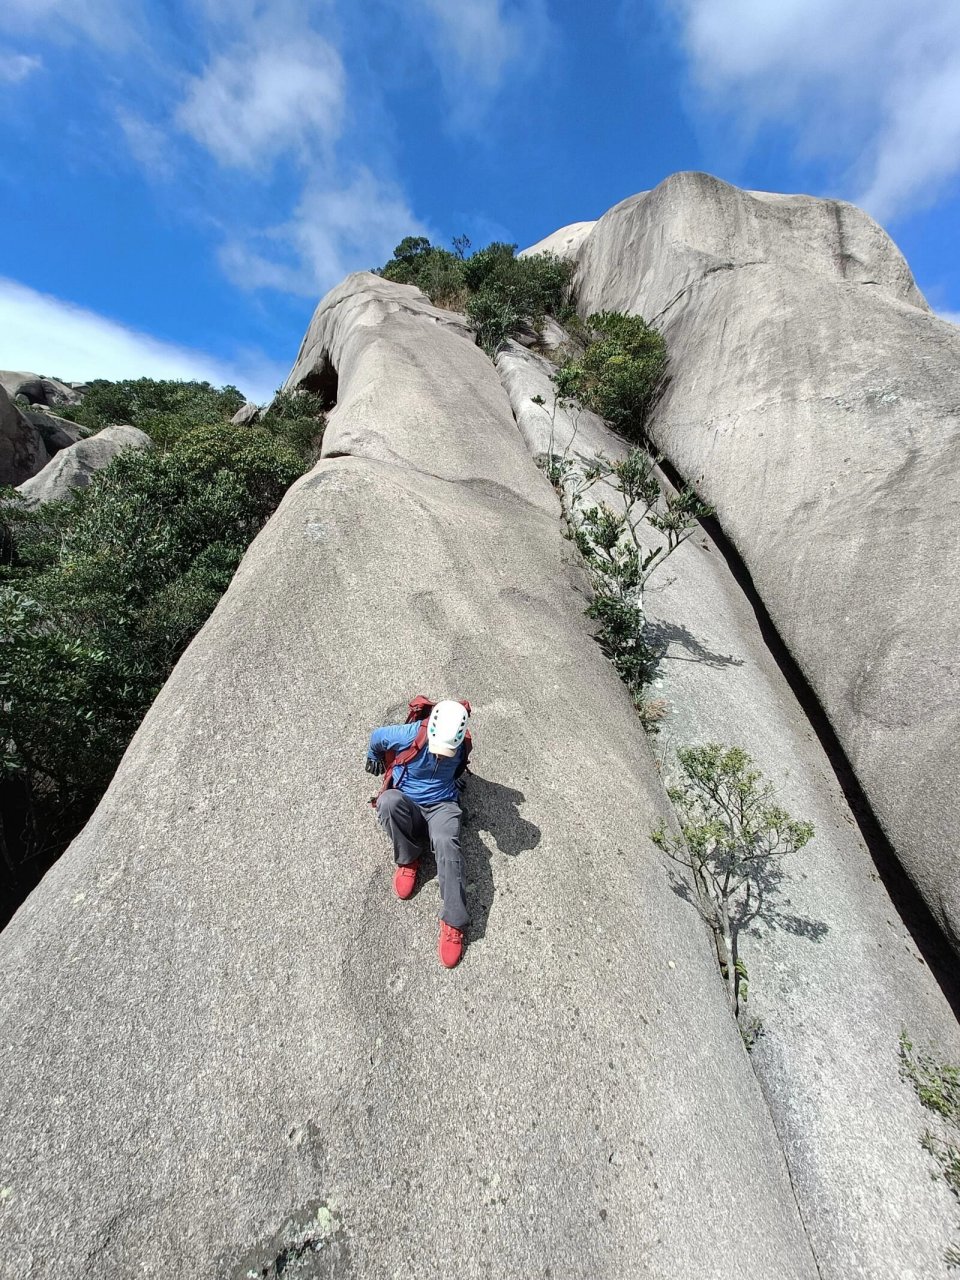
[
  {"x1": 16, "y1": 425, "x2": 151, "y2": 508},
  {"x1": 0, "y1": 370, "x2": 84, "y2": 408},
  {"x1": 0, "y1": 384, "x2": 48, "y2": 485},
  {"x1": 230, "y1": 402, "x2": 260, "y2": 426}
]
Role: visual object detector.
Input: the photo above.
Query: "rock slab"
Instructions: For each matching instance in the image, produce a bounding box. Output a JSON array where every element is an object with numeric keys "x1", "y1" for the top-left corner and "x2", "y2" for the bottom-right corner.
[
  {"x1": 555, "y1": 171, "x2": 960, "y2": 953},
  {"x1": 0, "y1": 274, "x2": 819, "y2": 1279},
  {"x1": 16, "y1": 424, "x2": 151, "y2": 508}
]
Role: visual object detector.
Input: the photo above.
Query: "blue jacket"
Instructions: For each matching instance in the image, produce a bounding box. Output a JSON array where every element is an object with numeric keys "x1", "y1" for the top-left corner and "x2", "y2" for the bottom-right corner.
[{"x1": 368, "y1": 722, "x2": 466, "y2": 806}]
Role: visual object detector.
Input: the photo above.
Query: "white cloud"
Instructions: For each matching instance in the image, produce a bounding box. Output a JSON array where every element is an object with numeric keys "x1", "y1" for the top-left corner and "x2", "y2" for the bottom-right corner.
[
  {"x1": 220, "y1": 167, "x2": 431, "y2": 296},
  {"x1": 670, "y1": 0, "x2": 960, "y2": 222},
  {"x1": 0, "y1": 52, "x2": 43, "y2": 83},
  {"x1": 409, "y1": 0, "x2": 552, "y2": 116},
  {"x1": 117, "y1": 110, "x2": 177, "y2": 180},
  {"x1": 176, "y1": 30, "x2": 344, "y2": 168},
  {"x1": 939, "y1": 310, "x2": 960, "y2": 326},
  {"x1": 0, "y1": 277, "x2": 286, "y2": 402},
  {"x1": 0, "y1": 0, "x2": 133, "y2": 47}
]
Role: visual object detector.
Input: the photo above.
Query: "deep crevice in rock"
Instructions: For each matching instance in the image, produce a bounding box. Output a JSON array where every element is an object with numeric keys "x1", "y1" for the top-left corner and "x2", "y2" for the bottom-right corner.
[{"x1": 655, "y1": 451, "x2": 960, "y2": 1022}]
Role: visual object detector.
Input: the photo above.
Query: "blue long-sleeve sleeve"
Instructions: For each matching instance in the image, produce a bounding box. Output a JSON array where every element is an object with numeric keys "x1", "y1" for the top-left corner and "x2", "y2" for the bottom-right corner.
[{"x1": 368, "y1": 722, "x2": 418, "y2": 761}]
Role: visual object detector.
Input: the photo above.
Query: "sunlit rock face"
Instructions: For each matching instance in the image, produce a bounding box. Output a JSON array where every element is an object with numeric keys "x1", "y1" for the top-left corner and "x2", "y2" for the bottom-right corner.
[
  {"x1": 496, "y1": 332, "x2": 960, "y2": 1280},
  {"x1": 0, "y1": 273, "x2": 819, "y2": 1279},
  {"x1": 16, "y1": 424, "x2": 151, "y2": 508},
  {"x1": 549, "y1": 171, "x2": 960, "y2": 954}
]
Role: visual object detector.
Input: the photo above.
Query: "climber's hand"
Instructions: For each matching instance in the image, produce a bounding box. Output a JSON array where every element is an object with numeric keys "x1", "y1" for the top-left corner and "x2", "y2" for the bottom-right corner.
[{"x1": 365, "y1": 755, "x2": 385, "y2": 776}]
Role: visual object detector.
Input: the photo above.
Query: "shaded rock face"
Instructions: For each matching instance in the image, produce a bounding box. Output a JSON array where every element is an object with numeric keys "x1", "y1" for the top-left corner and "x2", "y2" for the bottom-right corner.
[
  {"x1": 0, "y1": 384, "x2": 48, "y2": 485},
  {"x1": 552, "y1": 171, "x2": 960, "y2": 953},
  {"x1": 16, "y1": 425, "x2": 151, "y2": 508},
  {"x1": 22, "y1": 406, "x2": 85, "y2": 455},
  {"x1": 0, "y1": 274, "x2": 819, "y2": 1279},
  {"x1": 0, "y1": 370, "x2": 84, "y2": 407},
  {"x1": 496, "y1": 336, "x2": 960, "y2": 1279}
]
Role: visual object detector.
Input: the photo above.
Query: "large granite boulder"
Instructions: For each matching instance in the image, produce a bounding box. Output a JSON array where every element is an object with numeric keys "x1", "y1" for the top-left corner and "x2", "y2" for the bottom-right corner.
[
  {"x1": 542, "y1": 172, "x2": 960, "y2": 953},
  {"x1": 0, "y1": 274, "x2": 819, "y2": 1279},
  {"x1": 0, "y1": 383, "x2": 48, "y2": 485},
  {"x1": 496, "y1": 335, "x2": 960, "y2": 1278},
  {"x1": 0, "y1": 370, "x2": 83, "y2": 407},
  {"x1": 16, "y1": 425, "x2": 151, "y2": 508}
]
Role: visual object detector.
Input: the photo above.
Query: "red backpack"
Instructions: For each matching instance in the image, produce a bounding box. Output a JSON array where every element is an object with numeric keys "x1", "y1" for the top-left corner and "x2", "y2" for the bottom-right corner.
[{"x1": 369, "y1": 695, "x2": 473, "y2": 807}]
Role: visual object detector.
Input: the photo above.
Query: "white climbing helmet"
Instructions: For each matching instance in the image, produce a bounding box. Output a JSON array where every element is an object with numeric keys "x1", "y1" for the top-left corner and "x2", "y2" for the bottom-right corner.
[{"x1": 427, "y1": 700, "x2": 470, "y2": 757}]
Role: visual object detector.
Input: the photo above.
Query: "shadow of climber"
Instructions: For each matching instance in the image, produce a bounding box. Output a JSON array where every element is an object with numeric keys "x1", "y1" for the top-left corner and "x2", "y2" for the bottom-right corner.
[{"x1": 458, "y1": 774, "x2": 541, "y2": 943}]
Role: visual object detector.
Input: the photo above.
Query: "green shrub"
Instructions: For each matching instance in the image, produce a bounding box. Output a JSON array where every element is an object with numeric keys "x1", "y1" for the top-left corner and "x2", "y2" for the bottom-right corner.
[
  {"x1": 652, "y1": 744, "x2": 815, "y2": 1031},
  {"x1": 376, "y1": 236, "x2": 574, "y2": 352},
  {"x1": 555, "y1": 311, "x2": 667, "y2": 440},
  {"x1": 899, "y1": 1032, "x2": 960, "y2": 1268},
  {"x1": 56, "y1": 377, "x2": 245, "y2": 448},
  {"x1": 0, "y1": 399, "x2": 318, "y2": 923}
]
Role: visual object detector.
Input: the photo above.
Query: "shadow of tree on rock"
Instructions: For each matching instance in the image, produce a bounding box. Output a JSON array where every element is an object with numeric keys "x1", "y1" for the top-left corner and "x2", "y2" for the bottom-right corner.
[
  {"x1": 670, "y1": 856, "x2": 830, "y2": 966},
  {"x1": 646, "y1": 617, "x2": 745, "y2": 671}
]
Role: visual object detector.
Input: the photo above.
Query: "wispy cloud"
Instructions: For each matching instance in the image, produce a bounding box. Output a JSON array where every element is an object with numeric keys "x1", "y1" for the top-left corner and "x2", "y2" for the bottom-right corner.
[
  {"x1": 0, "y1": 0, "x2": 134, "y2": 47},
  {"x1": 669, "y1": 0, "x2": 960, "y2": 222},
  {"x1": 176, "y1": 29, "x2": 345, "y2": 169},
  {"x1": 939, "y1": 310, "x2": 960, "y2": 327},
  {"x1": 408, "y1": 0, "x2": 553, "y2": 121},
  {"x1": 0, "y1": 277, "x2": 286, "y2": 401},
  {"x1": 220, "y1": 167, "x2": 430, "y2": 295},
  {"x1": 0, "y1": 52, "x2": 43, "y2": 83}
]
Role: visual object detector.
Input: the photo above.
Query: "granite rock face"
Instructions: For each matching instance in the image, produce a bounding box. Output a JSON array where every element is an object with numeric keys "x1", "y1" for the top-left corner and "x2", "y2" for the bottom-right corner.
[
  {"x1": 0, "y1": 383, "x2": 48, "y2": 485},
  {"x1": 0, "y1": 274, "x2": 819, "y2": 1279},
  {"x1": 230, "y1": 401, "x2": 261, "y2": 426},
  {"x1": 549, "y1": 171, "x2": 960, "y2": 952},
  {"x1": 22, "y1": 406, "x2": 85, "y2": 455},
  {"x1": 0, "y1": 370, "x2": 84, "y2": 407},
  {"x1": 16, "y1": 424, "x2": 151, "y2": 508},
  {"x1": 497, "y1": 335, "x2": 960, "y2": 1279}
]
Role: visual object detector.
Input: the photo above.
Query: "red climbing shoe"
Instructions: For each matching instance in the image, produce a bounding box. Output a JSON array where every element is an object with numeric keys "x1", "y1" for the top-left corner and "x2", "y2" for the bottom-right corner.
[
  {"x1": 438, "y1": 921, "x2": 465, "y2": 969},
  {"x1": 393, "y1": 862, "x2": 418, "y2": 900}
]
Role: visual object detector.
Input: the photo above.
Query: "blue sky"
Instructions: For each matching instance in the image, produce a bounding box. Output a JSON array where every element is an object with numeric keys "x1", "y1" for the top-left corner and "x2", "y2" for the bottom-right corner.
[{"x1": 1, "y1": 0, "x2": 958, "y2": 401}]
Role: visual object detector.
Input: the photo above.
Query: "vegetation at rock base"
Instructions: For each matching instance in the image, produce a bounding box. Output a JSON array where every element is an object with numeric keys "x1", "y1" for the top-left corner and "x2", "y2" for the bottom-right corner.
[
  {"x1": 376, "y1": 235, "x2": 575, "y2": 353},
  {"x1": 554, "y1": 311, "x2": 667, "y2": 442},
  {"x1": 899, "y1": 1032, "x2": 960, "y2": 1268},
  {"x1": 0, "y1": 379, "x2": 325, "y2": 924},
  {"x1": 651, "y1": 745, "x2": 815, "y2": 1042}
]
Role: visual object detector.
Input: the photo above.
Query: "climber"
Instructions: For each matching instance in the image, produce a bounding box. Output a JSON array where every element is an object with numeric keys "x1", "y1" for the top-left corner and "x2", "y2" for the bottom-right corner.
[{"x1": 365, "y1": 699, "x2": 471, "y2": 969}]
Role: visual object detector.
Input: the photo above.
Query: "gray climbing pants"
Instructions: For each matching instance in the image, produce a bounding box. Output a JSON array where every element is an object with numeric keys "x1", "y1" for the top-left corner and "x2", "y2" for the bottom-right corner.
[{"x1": 376, "y1": 788, "x2": 468, "y2": 930}]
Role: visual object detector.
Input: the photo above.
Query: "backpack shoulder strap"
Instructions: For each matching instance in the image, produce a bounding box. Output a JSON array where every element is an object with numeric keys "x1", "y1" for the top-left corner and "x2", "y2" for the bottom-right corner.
[{"x1": 369, "y1": 720, "x2": 430, "y2": 807}]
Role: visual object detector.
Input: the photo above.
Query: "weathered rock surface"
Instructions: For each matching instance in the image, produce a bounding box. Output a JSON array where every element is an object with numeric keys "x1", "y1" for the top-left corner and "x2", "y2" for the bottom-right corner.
[
  {"x1": 22, "y1": 405, "x2": 85, "y2": 454},
  {"x1": 497, "y1": 335, "x2": 960, "y2": 1278},
  {"x1": 230, "y1": 401, "x2": 261, "y2": 426},
  {"x1": 521, "y1": 219, "x2": 596, "y2": 261},
  {"x1": 0, "y1": 370, "x2": 83, "y2": 407},
  {"x1": 0, "y1": 274, "x2": 820, "y2": 1279},
  {"x1": 546, "y1": 171, "x2": 960, "y2": 953},
  {"x1": 16, "y1": 424, "x2": 151, "y2": 508},
  {"x1": 0, "y1": 383, "x2": 48, "y2": 485}
]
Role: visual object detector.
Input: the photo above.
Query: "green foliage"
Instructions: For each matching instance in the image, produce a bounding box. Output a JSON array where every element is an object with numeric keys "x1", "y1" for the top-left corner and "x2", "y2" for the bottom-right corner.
[
  {"x1": 261, "y1": 389, "x2": 328, "y2": 463},
  {"x1": 555, "y1": 311, "x2": 667, "y2": 441},
  {"x1": 56, "y1": 377, "x2": 246, "y2": 448},
  {"x1": 378, "y1": 237, "x2": 467, "y2": 307},
  {"x1": 375, "y1": 235, "x2": 574, "y2": 353},
  {"x1": 899, "y1": 1031, "x2": 960, "y2": 1268},
  {"x1": 0, "y1": 392, "x2": 320, "y2": 922},
  {"x1": 542, "y1": 427, "x2": 709, "y2": 719},
  {"x1": 652, "y1": 744, "x2": 814, "y2": 1021}
]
